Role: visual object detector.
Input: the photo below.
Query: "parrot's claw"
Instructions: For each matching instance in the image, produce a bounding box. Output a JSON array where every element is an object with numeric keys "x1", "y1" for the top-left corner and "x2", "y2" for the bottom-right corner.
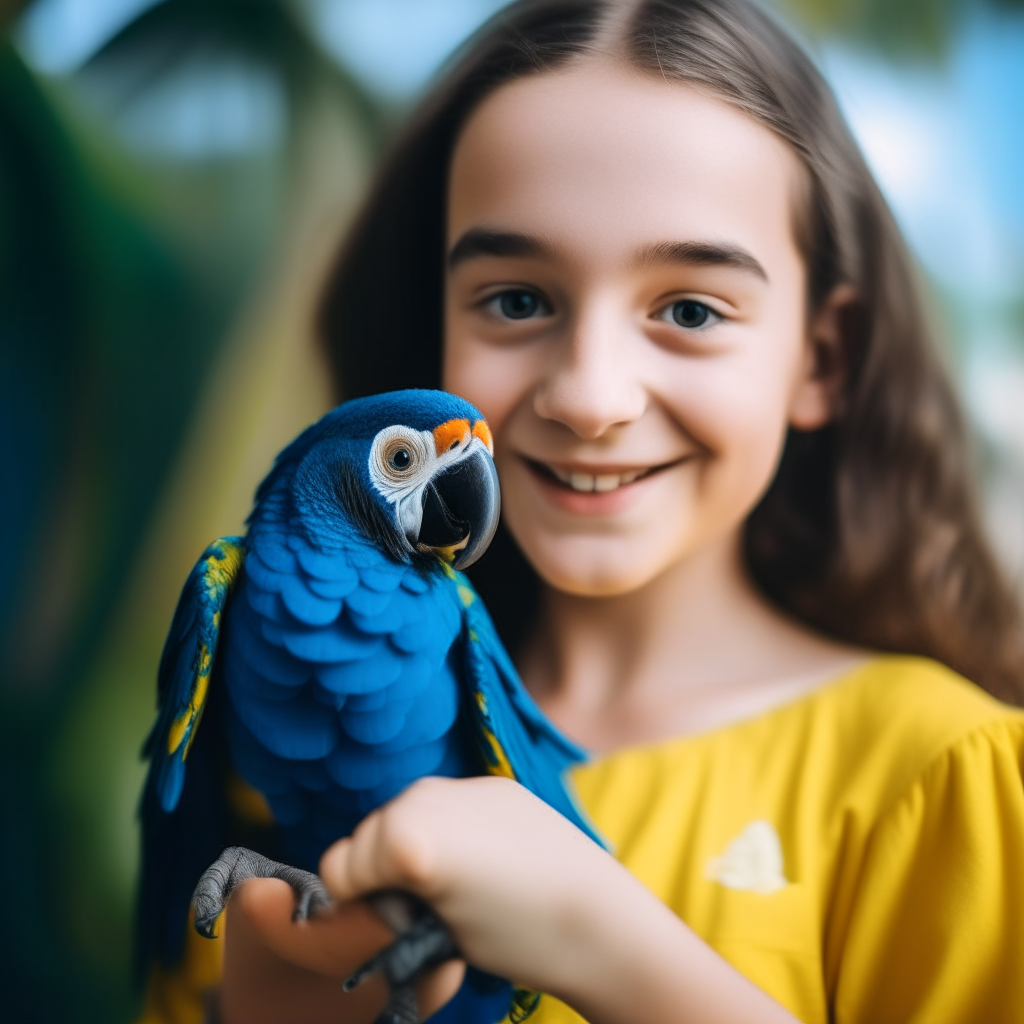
[
  {"x1": 345, "y1": 891, "x2": 460, "y2": 1024},
  {"x1": 191, "y1": 846, "x2": 332, "y2": 937}
]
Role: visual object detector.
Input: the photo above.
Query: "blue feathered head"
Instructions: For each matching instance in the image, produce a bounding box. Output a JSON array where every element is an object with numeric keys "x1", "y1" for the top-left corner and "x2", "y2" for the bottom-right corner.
[{"x1": 252, "y1": 390, "x2": 500, "y2": 569}]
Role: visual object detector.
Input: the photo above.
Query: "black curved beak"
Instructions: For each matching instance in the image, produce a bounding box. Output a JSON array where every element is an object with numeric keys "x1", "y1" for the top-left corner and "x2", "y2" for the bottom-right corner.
[{"x1": 418, "y1": 447, "x2": 500, "y2": 570}]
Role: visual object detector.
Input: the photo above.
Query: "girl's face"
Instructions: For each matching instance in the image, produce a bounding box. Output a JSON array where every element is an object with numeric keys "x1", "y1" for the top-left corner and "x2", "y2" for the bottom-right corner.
[{"x1": 443, "y1": 63, "x2": 835, "y2": 597}]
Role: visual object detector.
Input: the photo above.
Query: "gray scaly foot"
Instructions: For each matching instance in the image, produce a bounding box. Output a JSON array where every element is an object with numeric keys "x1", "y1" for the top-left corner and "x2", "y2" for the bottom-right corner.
[
  {"x1": 345, "y1": 891, "x2": 460, "y2": 1024},
  {"x1": 191, "y1": 845, "x2": 332, "y2": 937}
]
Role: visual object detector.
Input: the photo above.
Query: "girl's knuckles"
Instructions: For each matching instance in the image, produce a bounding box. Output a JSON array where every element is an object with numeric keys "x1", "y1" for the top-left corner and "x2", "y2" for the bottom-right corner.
[{"x1": 379, "y1": 814, "x2": 440, "y2": 888}]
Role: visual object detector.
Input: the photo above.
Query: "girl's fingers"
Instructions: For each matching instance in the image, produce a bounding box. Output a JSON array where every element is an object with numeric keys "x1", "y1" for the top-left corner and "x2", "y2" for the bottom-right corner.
[
  {"x1": 319, "y1": 831, "x2": 373, "y2": 904},
  {"x1": 320, "y1": 784, "x2": 444, "y2": 902},
  {"x1": 221, "y1": 878, "x2": 393, "y2": 1024},
  {"x1": 232, "y1": 876, "x2": 394, "y2": 976}
]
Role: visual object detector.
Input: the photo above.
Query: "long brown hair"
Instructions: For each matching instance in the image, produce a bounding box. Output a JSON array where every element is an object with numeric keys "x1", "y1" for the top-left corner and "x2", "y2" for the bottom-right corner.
[{"x1": 320, "y1": 0, "x2": 1024, "y2": 702}]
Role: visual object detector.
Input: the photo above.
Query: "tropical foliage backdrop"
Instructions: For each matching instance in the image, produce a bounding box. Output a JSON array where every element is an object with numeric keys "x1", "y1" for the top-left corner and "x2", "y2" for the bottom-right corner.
[{"x1": 1, "y1": 1, "x2": 1021, "y2": 1020}]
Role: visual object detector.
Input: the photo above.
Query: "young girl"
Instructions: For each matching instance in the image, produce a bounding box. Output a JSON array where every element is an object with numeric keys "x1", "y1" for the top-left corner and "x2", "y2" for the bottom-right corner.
[{"x1": 164, "y1": 0, "x2": 1024, "y2": 1021}]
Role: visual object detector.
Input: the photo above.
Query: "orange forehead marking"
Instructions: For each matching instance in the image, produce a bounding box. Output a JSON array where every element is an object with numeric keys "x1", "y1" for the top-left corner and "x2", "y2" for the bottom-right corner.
[
  {"x1": 433, "y1": 418, "x2": 471, "y2": 456},
  {"x1": 472, "y1": 420, "x2": 494, "y2": 455}
]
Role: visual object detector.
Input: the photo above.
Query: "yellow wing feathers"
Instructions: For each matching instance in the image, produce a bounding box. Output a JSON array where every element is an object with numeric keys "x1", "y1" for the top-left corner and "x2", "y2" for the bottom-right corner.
[
  {"x1": 475, "y1": 690, "x2": 517, "y2": 781},
  {"x1": 167, "y1": 538, "x2": 245, "y2": 761},
  {"x1": 167, "y1": 647, "x2": 211, "y2": 756}
]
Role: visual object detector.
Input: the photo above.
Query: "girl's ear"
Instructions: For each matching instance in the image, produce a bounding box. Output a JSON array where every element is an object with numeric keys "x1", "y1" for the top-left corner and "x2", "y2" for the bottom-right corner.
[{"x1": 788, "y1": 284, "x2": 858, "y2": 431}]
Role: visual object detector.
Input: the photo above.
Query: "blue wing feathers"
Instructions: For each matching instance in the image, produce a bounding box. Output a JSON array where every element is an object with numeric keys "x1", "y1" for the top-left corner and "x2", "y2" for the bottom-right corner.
[
  {"x1": 138, "y1": 537, "x2": 248, "y2": 980},
  {"x1": 464, "y1": 583, "x2": 586, "y2": 761},
  {"x1": 146, "y1": 537, "x2": 246, "y2": 813},
  {"x1": 157, "y1": 759, "x2": 186, "y2": 815},
  {"x1": 454, "y1": 573, "x2": 606, "y2": 849}
]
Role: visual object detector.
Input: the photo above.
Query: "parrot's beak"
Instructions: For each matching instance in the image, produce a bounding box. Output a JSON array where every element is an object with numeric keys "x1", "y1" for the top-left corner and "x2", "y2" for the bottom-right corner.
[{"x1": 418, "y1": 446, "x2": 500, "y2": 569}]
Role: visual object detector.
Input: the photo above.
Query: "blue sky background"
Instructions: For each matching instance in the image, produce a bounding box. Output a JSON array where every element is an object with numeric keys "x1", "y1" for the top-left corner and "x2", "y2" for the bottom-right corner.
[
  {"x1": 16, "y1": 0, "x2": 1024, "y2": 571},
  {"x1": 18, "y1": 0, "x2": 1023, "y2": 300}
]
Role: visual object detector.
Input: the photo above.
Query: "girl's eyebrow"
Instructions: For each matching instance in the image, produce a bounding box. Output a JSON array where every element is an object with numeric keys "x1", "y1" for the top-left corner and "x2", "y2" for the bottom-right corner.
[
  {"x1": 447, "y1": 228, "x2": 768, "y2": 283},
  {"x1": 631, "y1": 240, "x2": 768, "y2": 281},
  {"x1": 448, "y1": 228, "x2": 548, "y2": 268}
]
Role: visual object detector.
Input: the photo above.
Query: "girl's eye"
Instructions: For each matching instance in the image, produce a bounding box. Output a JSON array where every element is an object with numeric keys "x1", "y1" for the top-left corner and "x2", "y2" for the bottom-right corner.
[
  {"x1": 658, "y1": 299, "x2": 719, "y2": 330},
  {"x1": 489, "y1": 289, "x2": 548, "y2": 320}
]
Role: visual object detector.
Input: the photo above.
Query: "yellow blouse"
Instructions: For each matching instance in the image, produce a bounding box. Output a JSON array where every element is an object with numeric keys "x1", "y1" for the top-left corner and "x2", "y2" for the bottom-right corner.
[
  {"x1": 529, "y1": 656, "x2": 1024, "y2": 1024},
  {"x1": 144, "y1": 656, "x2": 1024, "y2": 1024}
]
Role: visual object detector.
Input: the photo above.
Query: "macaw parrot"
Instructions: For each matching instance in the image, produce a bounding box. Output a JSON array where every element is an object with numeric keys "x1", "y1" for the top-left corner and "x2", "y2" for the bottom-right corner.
[{"x1": 137, "y1": 389, "x2": 601, "y2": 1024}]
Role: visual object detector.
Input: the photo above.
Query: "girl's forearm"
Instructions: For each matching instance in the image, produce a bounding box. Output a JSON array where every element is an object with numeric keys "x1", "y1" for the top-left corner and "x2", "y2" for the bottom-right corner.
[
  {"x1": 548, "y1": 857, "x2": 799, "y2": 1024},
  {"x1": 318, "y1": 778, "x2": 798, "y2": 1023}
]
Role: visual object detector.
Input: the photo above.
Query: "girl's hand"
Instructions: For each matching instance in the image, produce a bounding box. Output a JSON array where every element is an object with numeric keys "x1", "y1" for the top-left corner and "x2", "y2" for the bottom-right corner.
[
  {"x1": 319, "y1": 775, "x2": 799, "y2": 1024},
  {"x1": 319, "y1": 775, "x2": 606, "y2": 992}
]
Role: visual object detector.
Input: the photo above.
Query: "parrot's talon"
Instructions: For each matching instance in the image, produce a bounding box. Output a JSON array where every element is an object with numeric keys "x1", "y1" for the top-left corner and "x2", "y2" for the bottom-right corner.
[
  {"x1": 345, "y1": 892, "x2": 460, "y2": 1024},
  {"x1": 191, "y1": 846, "x2": 331, "y2": 937},
  {"x1": 342, "y1": 966, "x2": 371, "y2": 992},
  {"x1": 292, "y1": 886, "x2": 331, "y2": 922}
]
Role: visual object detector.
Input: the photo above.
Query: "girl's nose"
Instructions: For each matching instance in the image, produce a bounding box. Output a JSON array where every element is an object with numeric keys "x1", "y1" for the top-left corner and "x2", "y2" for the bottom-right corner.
[{"x1": 532, "y1": 311, "x2": 647, "y2": 439}]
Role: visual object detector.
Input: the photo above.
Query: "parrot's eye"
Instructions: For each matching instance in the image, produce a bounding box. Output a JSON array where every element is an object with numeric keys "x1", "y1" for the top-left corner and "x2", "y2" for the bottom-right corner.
[
  {"x1": 370, "y1": 425, "x2": 431, "y2": 492},
  {"x1": 382, "y1": 437, "x2": 418, "y2": 475}
]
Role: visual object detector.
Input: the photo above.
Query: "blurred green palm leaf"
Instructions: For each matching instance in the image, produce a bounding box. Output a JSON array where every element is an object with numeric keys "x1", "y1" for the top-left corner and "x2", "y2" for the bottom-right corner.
[
  {"x1": 1, "y1": 2, "x2": 378, "y2": 1020},
  {"x1": 780, "y1": 0, "x2": 1024, "y2": 57}
]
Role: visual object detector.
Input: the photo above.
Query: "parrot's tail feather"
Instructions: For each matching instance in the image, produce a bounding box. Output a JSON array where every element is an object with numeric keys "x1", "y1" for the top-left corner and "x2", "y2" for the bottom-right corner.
[{"x1": 156, "y1": 757, "x2": 185, "y2": 814}]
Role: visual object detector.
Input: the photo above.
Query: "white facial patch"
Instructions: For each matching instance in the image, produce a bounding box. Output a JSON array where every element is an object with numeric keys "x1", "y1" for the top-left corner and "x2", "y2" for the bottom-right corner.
[{"x1": 368, "y1": 425, "x2": 438, "y2": 545}]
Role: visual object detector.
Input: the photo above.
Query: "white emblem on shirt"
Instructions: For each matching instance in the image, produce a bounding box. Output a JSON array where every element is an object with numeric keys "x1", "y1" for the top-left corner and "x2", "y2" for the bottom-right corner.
[{"x1": 705, "y1": 820, "x2": 788, "y2": 894}]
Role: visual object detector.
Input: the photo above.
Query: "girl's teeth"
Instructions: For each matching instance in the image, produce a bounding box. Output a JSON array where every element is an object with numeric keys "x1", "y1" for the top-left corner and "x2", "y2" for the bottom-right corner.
[{"x1": 549, "y1": 467, "x2": 648, "y2": 492}]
